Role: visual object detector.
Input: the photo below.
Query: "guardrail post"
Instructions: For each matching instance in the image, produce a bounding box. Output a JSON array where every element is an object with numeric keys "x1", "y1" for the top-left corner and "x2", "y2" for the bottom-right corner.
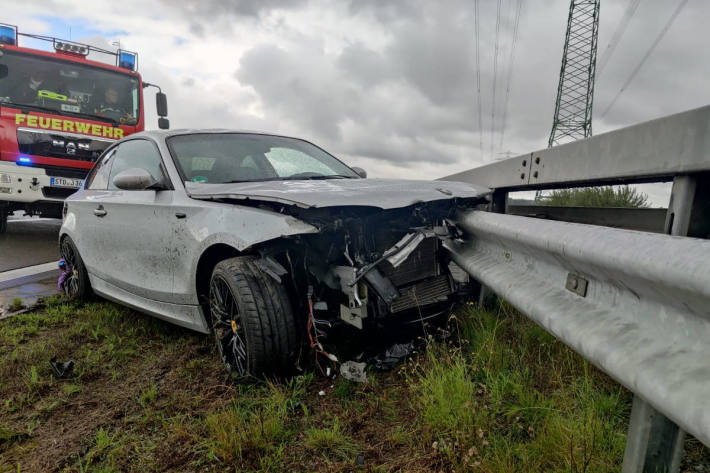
[
  {"x1": 478, "y1": 190, "x2": 507, "y2": 306},
  {"x1": 622, "y1": 396, "x2": 685, "y2": 473},
  {"x1": 488, "y1": 189, "x2": 507, "y2": 214},
  {"x1": 622, "y1": 173, "x2": 710, "y2": 473},
  {"x1": 664, "y1": 174, "x2": 710, "y2": 238}
]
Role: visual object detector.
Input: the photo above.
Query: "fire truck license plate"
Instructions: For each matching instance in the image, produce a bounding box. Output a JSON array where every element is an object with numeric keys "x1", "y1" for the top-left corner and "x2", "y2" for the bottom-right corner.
[{"x1": 50, "y1": 177, "x2": 83, "y2": 188}]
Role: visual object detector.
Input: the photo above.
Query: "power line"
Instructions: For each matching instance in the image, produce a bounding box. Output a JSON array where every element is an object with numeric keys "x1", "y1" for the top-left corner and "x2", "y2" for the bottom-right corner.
[
  {"x1": 601, "y1": 0, "x2": 689, "y2": 118},
  {"x1": 474, "y1": 0, "x2": 483, "y2": 159},
  {"x1": 490, "y1": 0, "x2": 503, "y2": 158},
  {"x1": 597, "y1": 0, "x2": 642, "y2": 75},
  {"x1": 499, "y1": 0, "x2": 524, "y2": 149}
]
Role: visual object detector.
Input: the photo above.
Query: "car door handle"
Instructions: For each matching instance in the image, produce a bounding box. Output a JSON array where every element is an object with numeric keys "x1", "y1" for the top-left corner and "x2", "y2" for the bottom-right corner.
[{"x1": 94, "y1": 205, "x2": 107, "y2": 217}]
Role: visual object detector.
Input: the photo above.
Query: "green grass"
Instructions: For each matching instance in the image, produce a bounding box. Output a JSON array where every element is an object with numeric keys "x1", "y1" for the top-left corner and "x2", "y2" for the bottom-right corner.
[{"x1": 0, "y1": 296, "x2": 707, "y2": 472}]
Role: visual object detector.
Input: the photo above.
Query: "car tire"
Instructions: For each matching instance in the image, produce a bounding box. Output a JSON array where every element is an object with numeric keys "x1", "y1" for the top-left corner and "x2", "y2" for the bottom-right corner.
[
  {"x1": 59, "y1": 236, "x2": 91, "y2": 301},
  {"x1": 0, "y1": 207, "x2": 7, "y2": 235},
  {"x1": 209, "y1": 256, "x2": 298, "y2": 379}
]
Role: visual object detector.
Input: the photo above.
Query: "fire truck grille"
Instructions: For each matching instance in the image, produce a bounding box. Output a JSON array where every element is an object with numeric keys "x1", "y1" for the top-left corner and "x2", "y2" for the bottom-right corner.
[
  {"x1": 42, "y1": 187, "x2": 78, "y2": 200},
  {"x1": 17, "y1": 129, "x2": 112, "y2": 163}
]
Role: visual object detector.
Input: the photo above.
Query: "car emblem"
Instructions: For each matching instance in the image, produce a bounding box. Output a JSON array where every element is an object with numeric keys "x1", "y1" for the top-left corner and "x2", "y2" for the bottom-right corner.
[{"x1": 66, "y1": 142, "x2": 77, "y2": 155}]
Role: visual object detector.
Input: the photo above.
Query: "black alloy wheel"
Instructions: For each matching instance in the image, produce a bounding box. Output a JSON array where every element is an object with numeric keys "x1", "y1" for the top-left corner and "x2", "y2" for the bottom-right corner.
[
  {"x1": 59, "y1": 237, "x2": 90, "y2": 300},
  {"x1": 209, "y1": 275, "x2": 248, "y2": 377},
  {"x1": 208, "y1": 256, "x2": 298, "y2": 380}
]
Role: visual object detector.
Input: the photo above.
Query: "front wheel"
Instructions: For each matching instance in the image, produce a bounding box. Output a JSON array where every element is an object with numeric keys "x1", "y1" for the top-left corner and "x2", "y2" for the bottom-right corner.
[
  {"x1": 59, "y1": 236, "x2": 91, "y2": 301},
  {"x1": 0, "y1": 206, "x2": 7, "y2": 235},
  {"x1": 209, "y1": 256, "x2": 298, "y2": 380}
]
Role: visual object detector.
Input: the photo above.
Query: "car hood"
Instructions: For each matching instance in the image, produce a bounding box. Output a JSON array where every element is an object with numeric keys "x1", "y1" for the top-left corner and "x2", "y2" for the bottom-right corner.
[{"x1": 185, "y1": 178, "x2": 489, "y2": 209}]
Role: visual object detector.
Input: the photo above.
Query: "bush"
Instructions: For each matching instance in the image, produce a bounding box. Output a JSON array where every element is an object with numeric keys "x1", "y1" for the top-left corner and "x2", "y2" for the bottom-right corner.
[{"x1": 536, "y1": 186, "x2": 648, "y2": 208}]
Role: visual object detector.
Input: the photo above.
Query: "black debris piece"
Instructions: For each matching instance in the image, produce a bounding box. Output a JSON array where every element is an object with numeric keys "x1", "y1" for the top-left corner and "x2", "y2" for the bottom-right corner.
[
  {"x1": 370, "y1": 342, "x2": 414, "y2": 370},
  {"x1": 49, "y1": 356, "x2": 74, "y2": 379}
]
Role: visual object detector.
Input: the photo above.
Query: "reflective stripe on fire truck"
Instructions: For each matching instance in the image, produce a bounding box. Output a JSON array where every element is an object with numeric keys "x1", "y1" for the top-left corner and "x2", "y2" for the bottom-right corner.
[{"x1": 14, "y1": 113, "x2": 124, "y2": 139}]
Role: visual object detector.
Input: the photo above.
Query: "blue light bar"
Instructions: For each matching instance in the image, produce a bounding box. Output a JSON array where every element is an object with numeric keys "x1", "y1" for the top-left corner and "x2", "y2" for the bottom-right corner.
[
  {"x1": 118, "y1": 50, "x2": 137, "y2": 71},
  {"x1": 0, "y1": 24, "x2": 17, "y2": 46},
  {"x1": 18, "y1": 156, "x2": 31, "y2": 164}
]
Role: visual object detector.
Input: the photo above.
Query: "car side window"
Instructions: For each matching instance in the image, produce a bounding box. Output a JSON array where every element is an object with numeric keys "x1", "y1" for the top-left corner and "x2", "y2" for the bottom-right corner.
[
  {"x1": 107, "y1": 139, "x2": 167, "y2": 190},
  {"x1": 85, "y1": 148, "x2": 116, "y2": 190}
]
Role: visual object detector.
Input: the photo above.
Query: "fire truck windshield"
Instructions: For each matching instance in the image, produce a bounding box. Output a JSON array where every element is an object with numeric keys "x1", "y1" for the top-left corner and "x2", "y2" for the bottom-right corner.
[{"x1": 0, "y1": 49, "x2": 139, "y2": 125}]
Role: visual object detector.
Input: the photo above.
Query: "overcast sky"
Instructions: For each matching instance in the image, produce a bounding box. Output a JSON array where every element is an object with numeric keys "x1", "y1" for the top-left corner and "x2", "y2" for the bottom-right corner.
[{"x1": 5, "y1": 0, "x2": 708, "y2": 204}]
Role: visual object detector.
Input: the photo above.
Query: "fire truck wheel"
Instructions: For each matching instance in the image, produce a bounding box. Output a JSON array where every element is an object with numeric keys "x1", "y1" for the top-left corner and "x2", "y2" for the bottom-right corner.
[
  {"x1": 59, "y1": 236, "x2": 91, "y2": 301},
  {"x1": 0, "y1": 207, "x2": 7, "y2": 235}
]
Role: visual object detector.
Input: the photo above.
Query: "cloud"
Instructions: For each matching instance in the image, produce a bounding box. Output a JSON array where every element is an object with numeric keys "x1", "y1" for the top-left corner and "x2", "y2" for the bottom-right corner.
[
  {"x1": 3, "y1": 0, "x2": 708, "y2": 206},
  {"x1": 163, "y1": 0, "x2": 307, "y2": 20}
]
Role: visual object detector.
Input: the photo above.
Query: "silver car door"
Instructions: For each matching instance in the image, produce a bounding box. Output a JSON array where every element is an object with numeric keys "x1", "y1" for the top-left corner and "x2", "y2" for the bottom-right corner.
[
  {"x1": 90, "y1": 139, "x2": 178, "y2": 303},
  {"x1": 68, "y1": 148, "x2": 116, "y2": 277}
]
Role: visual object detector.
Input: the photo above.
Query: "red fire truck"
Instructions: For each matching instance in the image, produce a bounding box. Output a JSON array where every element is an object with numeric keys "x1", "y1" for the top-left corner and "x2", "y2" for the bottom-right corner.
[{"x1": 0, "y1": 23, "x2": 169, "y2": 233}]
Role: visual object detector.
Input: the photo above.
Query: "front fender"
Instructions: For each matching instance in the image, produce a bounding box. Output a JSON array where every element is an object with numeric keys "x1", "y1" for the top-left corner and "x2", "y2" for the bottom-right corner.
[{"x1": 176, "y1": 203, "x2": 319, "y2": 304}]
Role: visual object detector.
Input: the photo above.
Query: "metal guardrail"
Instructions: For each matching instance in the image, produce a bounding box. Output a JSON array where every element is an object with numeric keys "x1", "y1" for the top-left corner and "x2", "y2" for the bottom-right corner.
[
  {"x1": 444, "y1": 105, "x2": 710, "y2": 190},
  {"x1": 506, "y1": 205, "x2": 667, "y2": 233},
  {"x1": 445, "y1": 211, "x2": 710, "y2": 445},
  {"x1": 442, "y1": 105, "x2": 710, "y2": 472}
]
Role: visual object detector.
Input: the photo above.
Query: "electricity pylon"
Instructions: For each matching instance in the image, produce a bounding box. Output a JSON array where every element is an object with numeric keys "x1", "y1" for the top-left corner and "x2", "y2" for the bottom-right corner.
[{"x1": 548, "y1": 0, "x2": 600, "y2": 147}]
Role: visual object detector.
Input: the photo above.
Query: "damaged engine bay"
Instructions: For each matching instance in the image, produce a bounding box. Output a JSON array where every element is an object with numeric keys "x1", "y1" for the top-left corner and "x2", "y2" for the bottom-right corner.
[{"x1": 241, "y1": 197, "x2": 480, "y2": 377}]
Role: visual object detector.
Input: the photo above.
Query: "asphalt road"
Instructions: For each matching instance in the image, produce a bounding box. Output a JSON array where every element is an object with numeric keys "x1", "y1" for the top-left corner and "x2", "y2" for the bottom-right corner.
[{"x1": 0, "y1": 217, "x2": 62, "y2": 272}]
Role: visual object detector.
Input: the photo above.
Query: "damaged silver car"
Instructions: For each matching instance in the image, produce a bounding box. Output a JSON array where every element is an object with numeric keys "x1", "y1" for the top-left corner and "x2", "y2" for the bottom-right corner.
[{"x1": 59, "y1": 130, "x2": 488, "y2": 378}]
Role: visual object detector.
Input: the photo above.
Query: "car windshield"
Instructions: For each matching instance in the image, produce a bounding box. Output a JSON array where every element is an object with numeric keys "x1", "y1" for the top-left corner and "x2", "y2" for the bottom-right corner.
[
  {"x1": 0, "y1": 49, "x2": 139, "y2": 125},
  {"x1": 167, "y1": 133, "x2": 360, "y2": 183}
]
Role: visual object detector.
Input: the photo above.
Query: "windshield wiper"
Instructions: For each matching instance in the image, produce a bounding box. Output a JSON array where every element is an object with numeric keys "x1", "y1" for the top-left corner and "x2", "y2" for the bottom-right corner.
[
  {"x1": 221, "y1": 175, "x2": 356, "y2": 184},
  {"x1": 296, "y1": 174, "x2": 356, "y2": 180},
  {"x1": 79, "y1": 113, "x2": 120, "y2": 126},
  {"x1": 0, "y1": 101, "x2": 120, "y2": 126},
  {"x1": 281, "y1": 174, "x2": 356, "y2": 180},
  {"x1": 1, "y1": 101, "x2": 64, "y2": 116}
]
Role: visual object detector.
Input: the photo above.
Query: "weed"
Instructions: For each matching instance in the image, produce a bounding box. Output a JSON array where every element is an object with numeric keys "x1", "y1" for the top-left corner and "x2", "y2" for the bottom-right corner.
[
  {"x1": 23, "y1": 365, "x2": 42, "y2": 395},
  {"x1": 333, "y1": 379, "x2": 356, "y2": 401},
  {"x1": 304, "y1": 416, "x2": 358, "y2": 461},
  {"x1": 202, "y1": 384, "x2": 296, "y2": 464},
  {"x1": 139, "y1": 383, "x2": 158, "y2": 408},
  {"x1": 9, "y1": 297, "x2": 24, "y2": 312},
  {"x1": 0, "y1": 424, "x2": 27, "y2": 447},
  {"x1": 62, "y1": 383, "x2": 81, "y2": 396}
]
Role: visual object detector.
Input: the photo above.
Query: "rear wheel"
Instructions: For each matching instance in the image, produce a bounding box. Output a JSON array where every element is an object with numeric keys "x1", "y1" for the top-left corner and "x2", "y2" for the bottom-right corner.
[
  {"x1": 59, "y1": 237, "x2": 91, "y2": 301},
  {"x1": 209, "y1": 256, "x2": 298, "y2": 379},
  {"x1": 0, "y1": 206, "x2": 7, "y2": 235}
]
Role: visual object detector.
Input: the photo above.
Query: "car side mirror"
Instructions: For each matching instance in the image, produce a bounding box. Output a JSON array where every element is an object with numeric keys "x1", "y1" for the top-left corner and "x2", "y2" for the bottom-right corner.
[
  {"x1": 158, "y1": 117, "x2": 170, "y2": 130},
  {"x1": 352, "y1": 166, "x2": 367, "y2": 178},
  {"x1": 112, "y1": 168, "x2": 159, "y2": 190}
]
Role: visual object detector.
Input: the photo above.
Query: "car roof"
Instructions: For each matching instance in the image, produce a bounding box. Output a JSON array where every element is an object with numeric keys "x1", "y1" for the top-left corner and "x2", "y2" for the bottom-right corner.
[{"x1": 128, "y1": 129, "x2": 306, "y2": 142}]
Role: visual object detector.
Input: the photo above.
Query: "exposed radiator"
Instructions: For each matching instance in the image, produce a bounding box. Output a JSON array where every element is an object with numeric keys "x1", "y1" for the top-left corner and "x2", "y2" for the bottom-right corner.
[
  {"x1": 390, "y1": 275, "x2": 452, "y2": 313},
  {"x1": 381, "y1": 237, "x2": 439, "y2": 286}
]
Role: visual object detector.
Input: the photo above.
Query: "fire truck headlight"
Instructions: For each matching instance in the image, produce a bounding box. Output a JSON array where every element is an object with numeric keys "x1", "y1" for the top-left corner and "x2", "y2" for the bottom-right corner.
[{"x1": 0, "y1": 173, "x2": 11, "y2": 184}]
